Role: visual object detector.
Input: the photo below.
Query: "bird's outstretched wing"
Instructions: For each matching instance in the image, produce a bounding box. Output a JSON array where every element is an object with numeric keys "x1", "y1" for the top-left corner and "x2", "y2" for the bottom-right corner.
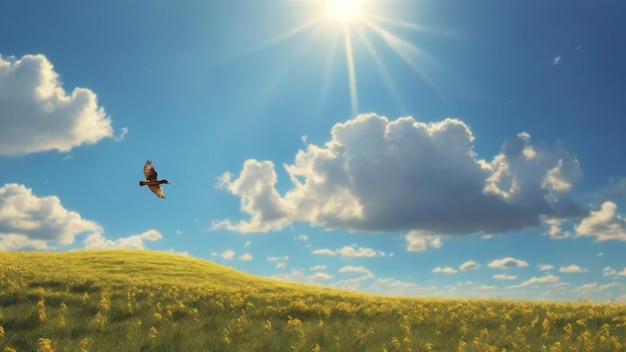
[
  {"x1": 143, "y1": 160, "x2": 158, "y2": 181},
  {"x1": 149, "y1": 185, "x2": 165, "y2": 199}
]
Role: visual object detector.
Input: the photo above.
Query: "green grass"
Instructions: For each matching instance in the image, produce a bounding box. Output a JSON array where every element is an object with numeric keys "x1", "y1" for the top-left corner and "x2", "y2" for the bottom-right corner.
[{"x1": 0, "y1": 250, "x2": 625, "y2": 351}]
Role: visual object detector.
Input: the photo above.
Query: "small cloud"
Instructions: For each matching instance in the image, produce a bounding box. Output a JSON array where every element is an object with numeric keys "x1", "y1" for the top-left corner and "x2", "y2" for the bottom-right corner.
[
  {"x1": 538, "y1": 264, "x2": 554, "y2": 271},
  {"x1": 84, "y1": 229, "x2": 162, "y2": 250},
  {"x1": 275, "y1": 262, "x2": 286, "y2": 269},
  {"x1": 211, "y1": 249, "x2": 235, "y2": 260},
  {"x1": 310, "y1": 265, "x2": 326, "y2": 271},
  {"x1": 297, "y1": 234, "x2": 308, "y2": 241},
  {"x1": 553, "y1": 56, "x2": 561, "y2": 65},
  {"x1": 239, "y1": 253, "x2": 253, "y2": 261},
  {"x1": 432, "y1": 266, "x2": 458, "y2": 274},
  {"x1": 301, "y1": 135, "x2": 308, "y2": 143},
  {"x1": 312, "y1": 245, "x2": 384, "y2": 259},
  {"x1": 559, "y1": 264, "x2": 588, "y2": 273},
  {"x1": 507, "y1": 274, "x2": 559, "y2": 289},
  {"x1": 544, "y1": 218, "x2": 570, "y2": 239},
  {"x1": 488, "y1": 257, "x2": 528, "y2": 269},
  {"x1": 603, "y1": 266, "x2": 626, "y2": 277},
  {"x1": 482, "y1": 234, "x2": 493, "y2": 239},
  {"x1": 597, "y1": 252, "x2": 604, "y2": 257},
  {"x1": 267, "y1": 256, "x2": 289, "y2": 262},
  {"x1": 493, "y1": 274, "x2": 517, "y2": 280},
  {"x1": 175, "y1": 230, "x2": 184, "y2": 235},
  {"x1": 338, "y1": 265, "x2": 374, "y2": 278},
  {"x1": 244, "y1": 240, "x2": 251, "y2": 248},
  {"x1": 114, "y1": 127, "x2": 129, "y2": 142},
  {"x1": 405, "y1": 231, "x2": 442, "y2": 252},
  {"x1": 459, "y1": 260, "x2": 481, "y2": 271},
  {"x1": 311, "y1": 272, "x2": 333, "y2": 280},
  {"x1": 576, "y1": 201, "x2": 626, "y2": 241},
  {"x1": 62, "y1": 154, "x2": 72, "y2": 161}
]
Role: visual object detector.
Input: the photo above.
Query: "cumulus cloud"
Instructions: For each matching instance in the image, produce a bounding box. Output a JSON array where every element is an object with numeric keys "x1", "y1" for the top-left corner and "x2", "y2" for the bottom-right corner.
[
  {"x1": 311, "y1": 245, "x2": 384, "y2": 259},
  {"x1": 311, "y1": 272, "x2": 333, "y2": 280},
  {"x1": 310, "y1": 265, "x2": 327, "y2": 271},
  {"x1": 488, "y1": 257, "x2": 528, "y2": 269},
  {"x1": 538, "y1": 264, "x2": 554, "y2": 271},
  {"x1": 507, "y1": 274, "x2": 560, "y2": 289},
  {"x1": 432, "y1": 266, "x2": 458, "y2": 274},
  {"x1": 0, "y1": 54, "x2": 114, "y2": 156},
  {"x1": 211, "y1": 249, "x2": 235, "y2": 260},
  {"x1": 544, "y1": 217, "x2": 570, "y2": 239},
  {"x1": 84, "y1": 229, "x2": 162, "y2": 250},
  {"x1": 602, "y1": 266, "x2": 626, "y2": 277},
  {"x1": 493, "y1": 274, "x2": 517, "y2": 280},
  {"x1": 338, "y1": 265, "x2": 374, "y2": 278},
  {"x1": 239, "y1": 253, "x2": 253, "y2": 261},
  {"x1": 576, "y1": 201, "x2": 626, "y2": 241},
  {"x1": 405, "y1": 231, "x2": 442, "y2": 252},
  {"x1": 459, "y1": 260, "x2": 481, "y2": 271},
  {"x1": 0, "y1": 183, "x2": 101, "y2": 250},
  {"x1": 215, "y1": 113, "x2": 585, "y2": 235},
  {"x1": 559, "y1": 264, "x2": 587, "y2": 273}
]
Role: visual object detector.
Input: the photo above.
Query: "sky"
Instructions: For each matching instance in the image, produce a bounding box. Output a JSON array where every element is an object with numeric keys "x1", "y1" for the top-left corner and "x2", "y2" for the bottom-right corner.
[{"x1": 1, "y1": 0, "x2": 626, "y2": 302}]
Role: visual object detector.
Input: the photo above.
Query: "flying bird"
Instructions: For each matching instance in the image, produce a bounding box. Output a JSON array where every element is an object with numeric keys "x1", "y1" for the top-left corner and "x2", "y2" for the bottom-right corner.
[{"x1": 139, "y1": 160, "x2": 169, "y2": 199}]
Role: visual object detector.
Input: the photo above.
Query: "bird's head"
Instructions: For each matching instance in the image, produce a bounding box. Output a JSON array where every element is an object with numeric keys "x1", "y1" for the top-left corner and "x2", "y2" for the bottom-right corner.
[{"x1": 161, "y1": 179, "x2": 170, "y2": 184}]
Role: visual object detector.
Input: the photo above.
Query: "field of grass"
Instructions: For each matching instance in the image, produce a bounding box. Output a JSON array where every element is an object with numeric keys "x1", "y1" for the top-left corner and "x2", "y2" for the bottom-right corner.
[{"x1": 0, "y1": 250, "x2": 625, "y2": 351}]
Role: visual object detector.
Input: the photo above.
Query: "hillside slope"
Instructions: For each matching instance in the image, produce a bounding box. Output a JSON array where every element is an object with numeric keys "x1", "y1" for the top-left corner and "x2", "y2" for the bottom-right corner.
[{"x1": 1, "y1": 250, "x2": 625, "y2": 351}]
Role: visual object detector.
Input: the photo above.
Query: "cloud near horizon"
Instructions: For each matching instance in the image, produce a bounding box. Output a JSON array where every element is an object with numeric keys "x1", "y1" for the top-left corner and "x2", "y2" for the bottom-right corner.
[
  {"x1": 0, "y1": 54, "x2": 114, "y2": 156},
  {"x1": 215, "y1": 113, "x2": 587, "y2": 238},
  {"x1": 0, "y1": 183, "x2": 102, "y2": 250}
]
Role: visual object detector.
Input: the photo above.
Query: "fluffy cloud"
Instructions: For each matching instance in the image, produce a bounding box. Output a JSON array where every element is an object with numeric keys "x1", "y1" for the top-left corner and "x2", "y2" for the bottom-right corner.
[
  {"x1": 310, "y1": 265, "x2": 327, "y2": 271},
  {"x1": 559, "y1": 264, "x2": 588, "y2": 273},
  {"x1": 507, "y1": 274, "x2": 560, "y2": 289},
  {"x1": 0, "y1": 54, "x2": 114, "y2": 156},
  {"x1": 239, "y1": 253, "x2": 253, "y2": 261},
  {"x1": 311, "y1": 272, "x2": 333, "y2": 280},
  {"x1": 576, "y1": 201, "x2": 626, "y2": 241},
  {"x1": 544, "y1": 217, "x2": 570, "y2": 239},
  {"x1": 488, "y1": 257, "x2": 528, "y2": 269},
  {"x1": 84, "y1": 230, "x2": 162, "y2": 250},
  {"x1": 538, "y1": 264, "x2": 554, "y2": 271},
  {"x1": 493, "y1": 274, "x2": 517, "y2": 280},
  {"x1": 211, "y1": 249, "x2": 235, "y2": 260},
  {"x1": 432, "y1": 266, "x2": 458, "y2": 274},
  {"x1": 338, "y1": 265, "x2": 374, "y2": 278},
  {"x1": 215, "y1": 113, "x2": 585, "y2": 235},
  {"x1": 459, "y1": 260, "x2": 481, "y2": 271},
  {"x1": 0, "y1": 183, "x2": 101, "y2": 250},
  {"x1": 602, "y1": 266, "x2": 626, "y2": 277},
  {"x1": 311, "y1": 245, "x2": 383, "y2": 259},
  {"x1": 405, "y1": 231, "x2": 442, "y2": 252}
]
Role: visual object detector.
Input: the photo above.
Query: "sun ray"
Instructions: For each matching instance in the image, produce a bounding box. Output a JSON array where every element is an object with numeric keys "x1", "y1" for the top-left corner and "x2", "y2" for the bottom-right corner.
[
  {"x1": 342, "y1": 25, "x2": 359, "y2": 116},
  {"x1": 317, "y1": 30, "x2": 341, "y2": 117},
  {"x1": 367, "y1": 14, "x2": 464, "y2": 38},
  {"x1": 362, "y1": 18, "x2": 446, "y2": 100},
  {"x1": 353, "y1": 25, "x2": 406, "y2": 113}
]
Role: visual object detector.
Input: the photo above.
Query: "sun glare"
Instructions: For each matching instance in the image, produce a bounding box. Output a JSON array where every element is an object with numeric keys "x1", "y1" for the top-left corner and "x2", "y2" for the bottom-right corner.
[{"x1": 326, "y1": 0, "x2": 364, "y2": 22}]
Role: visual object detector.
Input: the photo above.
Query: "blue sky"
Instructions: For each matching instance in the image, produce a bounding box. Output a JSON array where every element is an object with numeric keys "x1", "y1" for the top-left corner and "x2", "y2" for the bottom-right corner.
[{"x1": 1, "y1": 0, "x2": 626, "y2": 301}]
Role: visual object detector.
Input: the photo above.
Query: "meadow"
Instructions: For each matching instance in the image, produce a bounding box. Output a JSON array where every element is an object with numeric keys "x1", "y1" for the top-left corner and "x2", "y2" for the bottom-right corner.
[{"x1": 0, "y1": 250, "x2": 624, "y2": 351}]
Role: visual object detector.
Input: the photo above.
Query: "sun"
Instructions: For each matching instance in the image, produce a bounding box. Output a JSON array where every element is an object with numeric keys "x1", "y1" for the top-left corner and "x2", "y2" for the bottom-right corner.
[{"x1": 325, "y1": 0, "x2": 365, "y2": 22}]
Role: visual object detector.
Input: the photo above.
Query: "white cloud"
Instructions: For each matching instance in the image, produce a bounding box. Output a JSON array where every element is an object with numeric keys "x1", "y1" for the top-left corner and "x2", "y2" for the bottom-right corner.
[
  {"x1": 239, "y1": 253, "x2": 253, "y2": 261},
  {"x1": 275, "y1": 262, "x2": 286, "y2": 269},
  {"x1": 312, "y1": 245, "x2": 383, "y2": 259},
  {"x1": 493, "y1": 274, "x2": 517, "y2": 280},
  {"x1": 488, "y1": 257, "x2": 528, "y2": 269},
  {"x1": 338, "y1": 265, "x2": 374, "y2": 278},
  {"x1": 559, "y1": 264, "x2": 588, "y2": 273},
  {"x1": 84, "y1": 229, "x2": 162, "y2": 250},
  {"x1": 603, "y1": 266, "x2": 626, "y2": 277},
  {"x1": 405, "y1": 231, "x2": 442, "y2": 252},
  {"x1": 0, "y1": 54, "x2": 114, "y2": 156},
  {"x1": 215, "y1": 114, "x2": 584, "y2": 235},
  {"x1": 507, "y1": 274, "x2": 560, "y2": 289},
  {"x1": 459, "y1": 260, "x2": 481, "y2": 271},
  {"x1": 297, "y1": 234, "x2": 308, "y2": 241},
  {"x1": 576, "y1": 201, "x2": 626, "y2": 241},
  {"x1": 538, "y1": 264, "x2": 554, "y2": 271},
  {"x1": 113, "y1": 127, "x2": 129, "y2": 142},
  {"x1": 267, "y1": 255, "x2": 289, "y2": 262},
  {"x1": 0, "y1": 183, "x2": 101, "y2": 250},
  {"x1": 553, "y1": 56, "x2": 561, "y2": 65},
  {"x1": 311, "y1": 272, "x2": 333, "y2": 280},
  {"x1": 211, "y1": 249, "x2": 235, "y2": 260},
  {"x1": 432, "y1": 266, "x2": 458, "y2": 274},
  {"x1": 544, "y1": 217, "x2": 570, "y2": 239},
  {"x1": 310, "y1": 265, "x2": 326, "y2": 271}
]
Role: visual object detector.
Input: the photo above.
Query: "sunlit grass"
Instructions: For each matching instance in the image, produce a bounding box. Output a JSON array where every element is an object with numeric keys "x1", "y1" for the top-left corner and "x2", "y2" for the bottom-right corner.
[{"x1": 1, "y1": 250, "x2": 625, "y2": 351}]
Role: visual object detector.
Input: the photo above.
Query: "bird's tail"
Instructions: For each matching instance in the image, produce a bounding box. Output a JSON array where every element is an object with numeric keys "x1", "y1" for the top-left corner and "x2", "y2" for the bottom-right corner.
[{"x1": 139, "y1": 181, "x2": 148, "y2": 186}]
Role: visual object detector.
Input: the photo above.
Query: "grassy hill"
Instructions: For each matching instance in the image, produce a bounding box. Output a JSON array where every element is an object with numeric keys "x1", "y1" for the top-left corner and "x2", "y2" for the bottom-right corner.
[{"x1": 0, "y1": 250, "x2": 624, "y2": 351}]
